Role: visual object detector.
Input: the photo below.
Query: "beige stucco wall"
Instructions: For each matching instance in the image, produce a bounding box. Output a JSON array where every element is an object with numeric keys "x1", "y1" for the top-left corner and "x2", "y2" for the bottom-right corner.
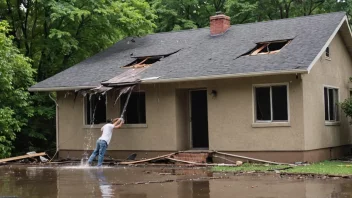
[
  {"x1": 302, "y1": 33, "x2": 352, "y2": 150},
  {"x1": 58, "y1": 73, "x2": 305, "y2": 152},
  {"x1": 171, "y1": 75, "x2": 304, "y2": 151},
  {"x1": 57, "y1": 84, "x2": 178, "y2": 151}
]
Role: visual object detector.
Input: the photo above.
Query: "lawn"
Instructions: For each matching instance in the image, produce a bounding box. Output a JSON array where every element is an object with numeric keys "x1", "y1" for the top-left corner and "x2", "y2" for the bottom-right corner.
[{"x1": 212, "y1": 161, "x2": 352, "y2": 175}]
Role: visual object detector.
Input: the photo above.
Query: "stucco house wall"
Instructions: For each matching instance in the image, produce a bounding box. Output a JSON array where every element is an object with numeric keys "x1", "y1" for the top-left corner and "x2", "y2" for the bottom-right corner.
[
  {"x1": 302, "y1": 33, "x2": 352, "y2": 152},
  {"x1": 58, "y1": 73, "x2": 304, "y2": 158},
  {"x1": 57, "y1": 33, "x2": 352, "y2": 162}
]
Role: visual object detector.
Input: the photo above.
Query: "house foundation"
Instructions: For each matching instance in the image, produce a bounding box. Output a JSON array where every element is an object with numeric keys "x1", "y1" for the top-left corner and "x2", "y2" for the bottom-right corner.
[{"x1": 58, "y1": 145, "x2": 352, "y2": 163}]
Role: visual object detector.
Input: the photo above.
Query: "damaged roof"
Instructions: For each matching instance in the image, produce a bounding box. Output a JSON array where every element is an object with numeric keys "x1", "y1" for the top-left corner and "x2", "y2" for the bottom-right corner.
[{"x1": 30, "y1": 12, "x2": 349, "y2": 91}]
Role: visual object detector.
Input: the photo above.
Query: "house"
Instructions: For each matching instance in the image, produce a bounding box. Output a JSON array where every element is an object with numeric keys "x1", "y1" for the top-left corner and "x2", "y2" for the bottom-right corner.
[{"x1": 29, "y1": 12, "x2": 352, "y2": 163}]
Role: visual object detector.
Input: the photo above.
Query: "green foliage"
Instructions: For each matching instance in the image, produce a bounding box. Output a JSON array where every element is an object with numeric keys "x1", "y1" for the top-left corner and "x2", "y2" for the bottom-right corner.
[
  {"x1": 341, "y1": 97, "x2": 352, "y2": 123},
  {"x1": 150, "y1": 0, "x2": 352, "y2": 32},
  {"x1": 285, "y1": 161, "x2": 352, "y2": 175},
  {"x1": 212, "y1": 163, "x2": 290, "y2": 172},
  {"x1": 0, "y1": 0, "x2": 156, "y2": 156},
  {"x1": 213, "y1": 161, "x2": 352, "y2": 175},
  {"x1": 0, "y1": 21, "x2": 34, "y2": 158},
  {"x1": 225, "y1": 0, "x2": 352, "y2": 24}
]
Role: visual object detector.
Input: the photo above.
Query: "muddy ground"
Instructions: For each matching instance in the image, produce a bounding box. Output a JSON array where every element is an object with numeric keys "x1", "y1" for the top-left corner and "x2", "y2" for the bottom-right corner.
[{"x1": 0, "y1": 165, "x2": 352, "y2": 198}]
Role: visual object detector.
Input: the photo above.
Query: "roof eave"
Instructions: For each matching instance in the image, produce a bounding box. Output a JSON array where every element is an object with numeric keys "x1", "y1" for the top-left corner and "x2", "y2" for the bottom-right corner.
[
  {"x1": 28, "y1": 85, "x2": 97, "y2": 92},
  {"x1": 141, "y1": 69, "x2": 308, "y2": 84}
]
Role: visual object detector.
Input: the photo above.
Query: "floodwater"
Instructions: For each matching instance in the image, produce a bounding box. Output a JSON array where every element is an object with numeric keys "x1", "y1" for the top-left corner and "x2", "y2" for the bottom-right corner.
[{"x1": 0, "y1": 165, "x2": 352, "y2": 198}]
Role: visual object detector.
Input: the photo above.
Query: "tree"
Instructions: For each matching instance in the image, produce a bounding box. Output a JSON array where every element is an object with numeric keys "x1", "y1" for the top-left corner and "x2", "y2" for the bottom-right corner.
[
  {"x1": 0, "y1": 21, "x2": 34, "y2": 158},
  {"x1": 0, "y1": 0, "x2": 156, "y2": 156},
  {"x1": 150, "y1": 0, "x2": 227, "y2": 32},
  {"x1": 150, "y1": 0, "x2": 352, "y2": 32},
  {"x1": 225, "y1": 0, "x2": 352, "y2": 25}
]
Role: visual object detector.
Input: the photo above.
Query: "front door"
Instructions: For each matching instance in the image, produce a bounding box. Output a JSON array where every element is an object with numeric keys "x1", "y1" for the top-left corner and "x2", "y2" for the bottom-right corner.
[{"x1": 190, "y1": 90, "x2": 209, "y2": 148}]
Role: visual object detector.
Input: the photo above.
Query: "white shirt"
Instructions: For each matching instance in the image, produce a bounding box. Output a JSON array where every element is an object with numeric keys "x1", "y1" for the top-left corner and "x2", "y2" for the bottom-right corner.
[{"x1": 98, "y1": 123, "x2": 114, "y2": 145}]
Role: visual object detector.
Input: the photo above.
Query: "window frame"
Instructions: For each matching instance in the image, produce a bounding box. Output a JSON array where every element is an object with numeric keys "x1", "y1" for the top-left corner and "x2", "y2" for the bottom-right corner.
[
  {"x1": 83, "y1": 93, "x2": 107, "y2": 127},
  {"x1": 119, "y1": 91, "x2": 147, "y2": 125},
  {"x1": 323, "y1": 85, "x2": 340, "y2": 124},
  {"x1": 252, "y1": 83, "x2": 290, "y2": 124}
]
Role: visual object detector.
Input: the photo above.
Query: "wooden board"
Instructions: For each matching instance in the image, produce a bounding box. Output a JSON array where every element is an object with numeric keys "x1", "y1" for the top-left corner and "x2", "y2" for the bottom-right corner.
[
  {"x1": 166, "y1": 157, "x2": 238, "y2": 167},
  {"x1": 214, "y1": 151, "x2": 295, "y2": 166},
  {"x1": 119, "y1": 153, "x2": 176, "y2": 165},
  {"x1": 0, "y1": 152, "x2": 46, "y2": 163}
]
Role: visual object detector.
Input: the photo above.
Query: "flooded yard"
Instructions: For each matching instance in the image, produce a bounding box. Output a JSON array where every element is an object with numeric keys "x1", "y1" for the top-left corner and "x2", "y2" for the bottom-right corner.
[{"x1": 0, "y1": 165, "x2": 352, "y2": 198}]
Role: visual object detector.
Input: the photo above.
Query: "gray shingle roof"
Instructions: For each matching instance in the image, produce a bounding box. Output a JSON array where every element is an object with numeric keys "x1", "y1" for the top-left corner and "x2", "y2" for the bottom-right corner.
[{"x1": 30, "y1": 12, "x2": 346, "y2": 90}]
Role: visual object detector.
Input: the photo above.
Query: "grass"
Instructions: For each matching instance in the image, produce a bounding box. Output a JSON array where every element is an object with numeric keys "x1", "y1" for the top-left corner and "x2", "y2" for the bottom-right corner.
[{"x1": 212, "y1": 161, "x2": 352, "y2": 175}]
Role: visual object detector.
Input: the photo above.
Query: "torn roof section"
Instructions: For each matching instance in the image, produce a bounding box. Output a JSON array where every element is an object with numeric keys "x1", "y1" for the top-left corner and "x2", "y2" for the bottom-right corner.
[
  {"x1": 102, "y1": 67, "x2": 149, "y2": 86},
  {"x1": 29, "y1": 12, "x2": 350, "y2": 91},
  {"x1": 102, "y1": 50, "x2": 180, "y2": 87}
]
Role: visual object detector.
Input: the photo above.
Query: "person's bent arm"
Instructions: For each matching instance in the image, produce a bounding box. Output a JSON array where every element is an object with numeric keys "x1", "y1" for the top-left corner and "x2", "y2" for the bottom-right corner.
[
  {"x1": 112, "y1": 118, "x2": 120, "y2": 123},
  {"x1": 113, "y1": 118, "x2": 124, "y2": 129}
]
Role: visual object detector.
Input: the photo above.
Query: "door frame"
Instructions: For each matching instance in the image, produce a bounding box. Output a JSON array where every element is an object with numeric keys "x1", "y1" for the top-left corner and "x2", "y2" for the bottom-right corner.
[{"x1": 188, "y1": 89, "x2": 208, "y2": 149}]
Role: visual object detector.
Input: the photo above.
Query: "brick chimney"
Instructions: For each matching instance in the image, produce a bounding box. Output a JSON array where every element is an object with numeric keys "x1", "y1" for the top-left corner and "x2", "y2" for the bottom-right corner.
[{"x1": 210, "y1": 12, "x2": 230, "y2": 36}]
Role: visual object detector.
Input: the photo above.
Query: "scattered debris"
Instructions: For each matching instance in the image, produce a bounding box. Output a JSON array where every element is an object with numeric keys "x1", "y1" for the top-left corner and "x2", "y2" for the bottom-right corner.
[
  {"x1": 40, "y1": 156, "x2": 49, "y2": 163},
  {"x1": 236, "y1": 161, "x2": 243, "y2": 166},
  {"x1": 110, "y1": 176, "x2": 229, "y2": 186},
  {"x1": 118, "y1": 153, "x2": 176, "y2": 165},
  {"x1": 0, "y1": 152, "x2": 47, "y2": 163},
  {"x1": 214, "y1": 151, "x2": 295, "y2": 166}
]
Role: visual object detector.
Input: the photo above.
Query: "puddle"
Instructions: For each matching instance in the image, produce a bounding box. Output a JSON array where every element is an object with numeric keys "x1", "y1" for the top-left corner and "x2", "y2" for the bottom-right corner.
[{"x1": 0, "y1": 165, "x2": 352, "y2": 198}]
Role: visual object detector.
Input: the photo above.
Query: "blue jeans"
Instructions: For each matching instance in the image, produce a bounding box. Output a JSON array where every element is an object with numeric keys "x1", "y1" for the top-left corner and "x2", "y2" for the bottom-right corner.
[{"x1": 88, "y1": 139, "x2": 108, "y2": 166}]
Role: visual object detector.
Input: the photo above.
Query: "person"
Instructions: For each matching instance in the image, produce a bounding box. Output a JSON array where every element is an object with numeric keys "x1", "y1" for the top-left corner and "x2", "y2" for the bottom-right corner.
[{"x1": 88, "y1": 118, "x2": 124, "y2": 167}]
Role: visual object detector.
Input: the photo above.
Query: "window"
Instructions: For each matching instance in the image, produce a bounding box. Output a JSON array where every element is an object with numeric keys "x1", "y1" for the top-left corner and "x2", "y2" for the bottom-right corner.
[
  {"x1": 121, "y1": 92, "x2": 146, "y2": 124},
  {"x1": 324, "y1": 87, "x2": 339, "y2": 122},
  {"x1": 243, "y1": 40, "x2": 291, "y2": 56},
  {"x1": 255, "y1": 85, "x2": 288, "y2": 122},
  {"x1": 85, "y1": 94, "x2": 107, "y2": 125},
  {"x1": 325, "y1": 47, "x2": 330, "y2": 58}
]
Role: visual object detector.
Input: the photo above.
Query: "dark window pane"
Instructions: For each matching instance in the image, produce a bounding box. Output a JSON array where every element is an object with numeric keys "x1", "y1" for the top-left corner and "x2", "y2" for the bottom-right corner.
[
  {"x1": 326, "y1": 47, "x2": 330, "y2": 57},
  {"x1": 324, "y1": 88, "x2": 328, "y2": 121},
  {"x1": 329, "y1": 89, "x2": 335, "y2": 121},
  {"x1": 272, "y1": 86, "x2": 288, "y2": 121},
  {"x1": 86, "y1": 94, "x2": 106, "y2": 125},
  {"x1": 121, "y1": 92, "x2": 146, "y2": 124},
  {"x1": 86, "y1": 96, "x2": 91, "y2": 124},
  {"x1": 255, "y1": 87, "x2": 271, "y2": 121},
  {"x1": 334, "y1": 89, "x2": 339, "y2": 121}
]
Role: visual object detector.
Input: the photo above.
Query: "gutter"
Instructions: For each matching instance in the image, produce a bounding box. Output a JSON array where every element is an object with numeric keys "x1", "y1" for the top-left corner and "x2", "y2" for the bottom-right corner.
[
  {"x1": 28, "y1": 86, "x2": 97, "y2": 92},
  {"x1": 141, "y1": 69, "x2": 308, "y2": 84},
  {"x1": 28, "y1": 69, "x2": 308, "y2": 91}
]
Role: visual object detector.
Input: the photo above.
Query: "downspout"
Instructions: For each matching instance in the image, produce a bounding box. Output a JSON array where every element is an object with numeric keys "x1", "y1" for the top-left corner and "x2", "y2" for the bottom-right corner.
[{"x1": 49, "y1": 93, "x2": 59, "y2": 159}]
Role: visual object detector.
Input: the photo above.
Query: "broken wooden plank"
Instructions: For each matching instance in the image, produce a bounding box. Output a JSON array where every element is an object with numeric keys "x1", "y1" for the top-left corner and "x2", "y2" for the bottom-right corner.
[
  {"x1": 119, "y1": 153, "x2": 176, "y2": 165},
  {"x1": 165, "y1": 157, "x2": 237, "y2": 167},
  {"x1": 251, "y1": 43, "x2": 268, "y2": 55},
  {"x1": 0, "y1": 152, "x2": 46, "y2": 163},
  {"x1": 213, "y1": 155, "x2": 238, "y2": 164},
  {"x1": 214, "y1": 151, "x2": 295, "y2": 166},
  {"x1": 165, "y1": 157, "x2": 199, "y2": 164}
]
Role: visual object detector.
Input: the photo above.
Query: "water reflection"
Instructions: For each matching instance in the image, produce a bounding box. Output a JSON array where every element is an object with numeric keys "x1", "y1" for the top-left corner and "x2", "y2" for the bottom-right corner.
[
  {"x1": 0, "y1": 166, "x2": 352, "y2": 198},
  {"x1": 178, "y1": 181, "x2": 210, "y2": 198},
  {"x1": 87, "y1": 168, "x2": 114, "y2": 198}
]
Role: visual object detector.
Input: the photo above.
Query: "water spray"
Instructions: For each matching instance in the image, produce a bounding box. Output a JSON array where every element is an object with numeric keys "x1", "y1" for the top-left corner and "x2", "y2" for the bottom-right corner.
[{"x1": 119, "y1": 85, "x2": 135, "y2": 121}]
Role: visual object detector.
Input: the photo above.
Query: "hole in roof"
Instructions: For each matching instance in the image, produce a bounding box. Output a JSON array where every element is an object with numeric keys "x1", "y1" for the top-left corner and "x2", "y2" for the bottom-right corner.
[
  {"x1": 242, "y1": 40, "x2": 292, "y2": 56},
  {"x1": 123, "y1": 57, "x2": 161, "y2": 68},
  {"x1": 122, "y1": 50, "x2": 180, "y2": 69}
]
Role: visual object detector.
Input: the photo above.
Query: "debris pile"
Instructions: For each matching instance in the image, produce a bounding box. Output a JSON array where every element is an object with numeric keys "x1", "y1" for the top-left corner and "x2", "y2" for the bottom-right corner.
[
  {"x1": 116, "y1": 151, "x2": 294, "y2": 167},
  {"x1": 0, "y1": 152, "x2": 48, "y2": 165}
]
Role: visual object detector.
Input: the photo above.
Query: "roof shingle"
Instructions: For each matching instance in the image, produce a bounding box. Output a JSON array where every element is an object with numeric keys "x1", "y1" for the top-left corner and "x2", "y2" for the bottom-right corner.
[{"x1": 30, "y1": 12, "x2": 346, "y2": 90}]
